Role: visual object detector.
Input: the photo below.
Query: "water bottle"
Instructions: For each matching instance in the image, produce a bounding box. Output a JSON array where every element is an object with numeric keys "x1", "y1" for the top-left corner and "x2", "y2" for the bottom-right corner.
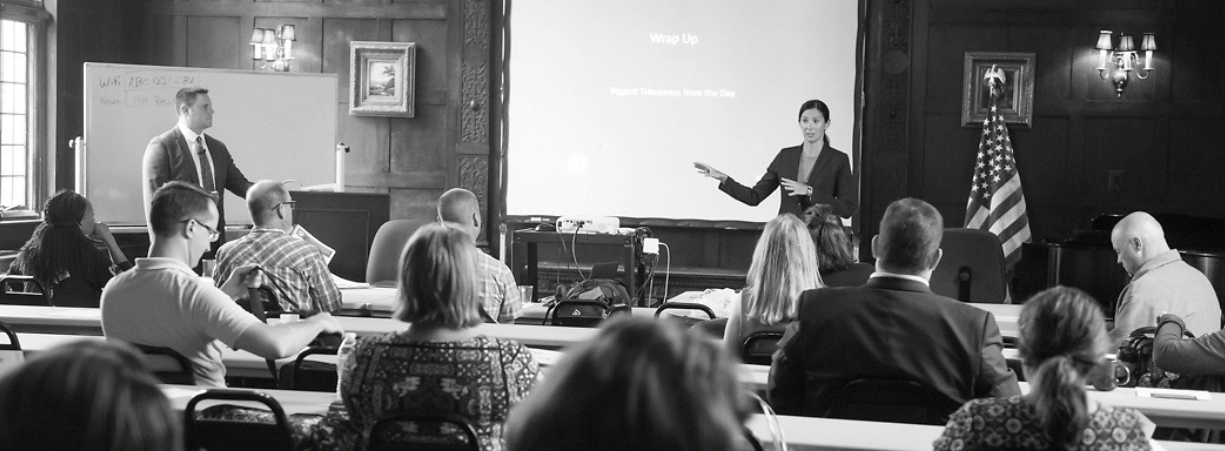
[{"x1": 336, "y1": 332, "x2": 358, "y2": 400}]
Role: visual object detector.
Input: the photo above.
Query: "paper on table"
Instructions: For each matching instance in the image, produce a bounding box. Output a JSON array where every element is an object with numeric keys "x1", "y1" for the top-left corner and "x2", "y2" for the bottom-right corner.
[
  {"x1": 292, "y1": 224, "x2": 336, "y2": 263},
  {"x1": 43, "y1": 309, "x2": 102, "y2": 318},
  {"x1": 331, "y1": 274, "x2": 371, "y2": 290},
  {"x1": 162, "y1": 386, "x2": 204, "y2": 400},
  {"x1": 1135, "y1": 387, "x2": 1212, "y2": 401},
  {"x1": 529, "y1": 348, "x2": 562, "y2": 367}
]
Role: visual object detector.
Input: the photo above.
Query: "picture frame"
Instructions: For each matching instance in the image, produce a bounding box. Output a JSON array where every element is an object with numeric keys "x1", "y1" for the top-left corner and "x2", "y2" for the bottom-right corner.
[
  {"x1": 349, "y1": 41, "x2": 416, "y2": 118},
  {"x1": 961, "y1": 52, "x2": 1035, "y2": 128}
]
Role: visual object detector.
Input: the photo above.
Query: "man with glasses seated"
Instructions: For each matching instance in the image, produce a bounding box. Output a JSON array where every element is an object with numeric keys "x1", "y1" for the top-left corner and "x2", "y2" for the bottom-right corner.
[
  {"x1": 213, "y1": 180, "x2": 341, "y2": 316},
  {"x1": 101, "y1": 181, "x2": 343, "y2": 387}
]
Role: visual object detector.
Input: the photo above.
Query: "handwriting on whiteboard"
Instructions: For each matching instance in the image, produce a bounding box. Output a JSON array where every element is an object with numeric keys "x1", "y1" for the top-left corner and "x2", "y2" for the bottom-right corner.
[{"x1": 96, "y1": 72, "x2": 199, "y2": 108}]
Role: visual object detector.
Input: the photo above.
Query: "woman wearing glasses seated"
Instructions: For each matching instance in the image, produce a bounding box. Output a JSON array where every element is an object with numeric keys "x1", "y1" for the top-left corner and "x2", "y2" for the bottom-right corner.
[
  {"x1": 7, "y1": 189, "x2": 131, "y2": 307},
  {"x1": 933, "y1": 287, "x2": 1155, "y2": 450},
  {"x1": 303, "y1": 222, "x2": 540, "y2": 451}
]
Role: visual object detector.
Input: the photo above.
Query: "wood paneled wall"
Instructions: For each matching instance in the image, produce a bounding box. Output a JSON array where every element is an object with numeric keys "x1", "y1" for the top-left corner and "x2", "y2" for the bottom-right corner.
[
  {"x1": 861, "y1": 0, "x2": 1225, "y2": 244},
  {"x1": 48, "y1": 0, "x2": 1225, "y2": 276},
  {"x1": 53, "y1": 0, "x2": 497, "y2": 231}
]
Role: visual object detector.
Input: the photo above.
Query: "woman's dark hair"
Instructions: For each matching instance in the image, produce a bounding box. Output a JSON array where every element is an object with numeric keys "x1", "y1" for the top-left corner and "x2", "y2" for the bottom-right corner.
[
  {"x1": 505, "y1": 317, "x2": 750, "y2": 451},
  {"x1": 0, "y1": 340, "x2": 182, "y2": 451},
  {"x1": 9, "y1": 190, "x2": 109, "y2": 290},
  {"x1": 803, "y1": 204, "x2": 855, "y2": 272},
  {"x1": 797, "y1": 99, "x2": 832, "y2": 145},
  {"x1": 1018, "y1": 286, "x2": 1108, "y2": 450}
]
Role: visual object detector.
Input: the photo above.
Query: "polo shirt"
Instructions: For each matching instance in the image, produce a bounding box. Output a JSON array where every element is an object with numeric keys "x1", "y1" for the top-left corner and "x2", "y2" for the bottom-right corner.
[{"x1": 101, "y1": 257, "x2": 261, "y2": 387}]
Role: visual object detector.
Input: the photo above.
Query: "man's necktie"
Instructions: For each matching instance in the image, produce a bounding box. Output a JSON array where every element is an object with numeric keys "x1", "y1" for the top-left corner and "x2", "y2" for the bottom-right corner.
[{"x1": 196, "y1": 136, "x2": 216, "y2": 193}]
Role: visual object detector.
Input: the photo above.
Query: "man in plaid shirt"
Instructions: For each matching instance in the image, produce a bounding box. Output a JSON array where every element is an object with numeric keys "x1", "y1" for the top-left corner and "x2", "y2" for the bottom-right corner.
[
  {"x1": 438, "y1": 188, "x2": 523, "y2": 323},
  {"x1": 213, "y1": 180, "x2": 341, "y2": 316}
]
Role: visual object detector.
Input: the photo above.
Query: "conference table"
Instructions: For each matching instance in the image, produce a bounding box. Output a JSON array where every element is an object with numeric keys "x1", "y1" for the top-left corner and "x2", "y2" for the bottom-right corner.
[
  {"x1": 158, "y1": 384, "x2": 1224, "y2": 451},
  {"x1": 0, "y1": 304, "x2": 597, "y2": 350}
]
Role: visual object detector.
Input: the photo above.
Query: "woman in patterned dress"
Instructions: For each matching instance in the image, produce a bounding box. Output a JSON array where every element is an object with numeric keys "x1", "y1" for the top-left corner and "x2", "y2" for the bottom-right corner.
[
  {"x1": 504, "y1": 317, "x2": 752, "y2": 451},
  {"x1": 933, "y1": 287, "x2": 1155, "y2": 450},
  {"x1": 304, "y1": 222, "x2": 539, "y2": 451}
]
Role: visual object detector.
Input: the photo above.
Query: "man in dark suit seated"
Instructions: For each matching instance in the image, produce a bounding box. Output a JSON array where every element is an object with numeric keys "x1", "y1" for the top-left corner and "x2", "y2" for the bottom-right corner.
[{"x1": 768, "y1": 197, "x2": 1020, "y2": 420}]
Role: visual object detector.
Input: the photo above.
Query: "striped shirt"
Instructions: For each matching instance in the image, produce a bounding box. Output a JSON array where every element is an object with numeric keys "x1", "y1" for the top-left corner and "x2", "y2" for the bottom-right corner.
[
  {"x1": 476, "y1": 250, "x2": 523, "y2": 323},
  {"x1": 214, "y1": 228, "x2": 341, "y2": 315}
]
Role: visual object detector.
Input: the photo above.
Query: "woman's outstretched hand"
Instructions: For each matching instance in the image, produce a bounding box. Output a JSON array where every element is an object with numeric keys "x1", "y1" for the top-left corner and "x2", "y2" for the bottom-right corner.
[
  {"x1": 693, "y1": 162, "x2": 729, "y2": 182},
  {"x1": 780, "y1": 178, "x2": 812, "y2": 197}
]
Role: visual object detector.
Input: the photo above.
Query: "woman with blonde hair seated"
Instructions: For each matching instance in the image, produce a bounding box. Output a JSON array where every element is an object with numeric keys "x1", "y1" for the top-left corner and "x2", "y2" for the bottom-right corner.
[
  {"x1": 933, "y1": 286, "x2": 1154, "y2": 450},
  {"x1": 722, "y1": 213, "x2": 823, "y2": 351},
  {"x1": 505, "y1": 317, "x2": 751, "y2": 451},
  {"x1": 305, "y1": 222, "x2": 539, "y2": 451}
]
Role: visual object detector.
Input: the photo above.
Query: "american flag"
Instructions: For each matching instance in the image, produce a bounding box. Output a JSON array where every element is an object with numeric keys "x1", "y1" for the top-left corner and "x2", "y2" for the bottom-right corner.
[{"x1": 964, "y1": 102, "x2": 1031, "y2": 269}]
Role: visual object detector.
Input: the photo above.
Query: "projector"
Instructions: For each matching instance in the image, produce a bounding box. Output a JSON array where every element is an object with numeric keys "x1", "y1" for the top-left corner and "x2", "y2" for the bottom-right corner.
[{"x1": 556, "y1": 215, "x2": 621, "y2": 234}]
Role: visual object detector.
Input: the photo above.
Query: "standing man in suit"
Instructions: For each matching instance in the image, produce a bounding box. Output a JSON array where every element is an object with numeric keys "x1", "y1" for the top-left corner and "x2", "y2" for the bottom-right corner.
[
  {"x1": 143, "y1": 87, "x2": 253, "y2": 250},
  {"x1": 769, "y1": 197, "x2": 1019, "y2": 421}
]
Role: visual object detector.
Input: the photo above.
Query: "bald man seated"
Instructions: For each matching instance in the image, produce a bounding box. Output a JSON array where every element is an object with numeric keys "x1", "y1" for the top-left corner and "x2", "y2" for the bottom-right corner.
[
  {"x1": 1109, "y1": 212, "x2": 1221, "y2": 344},
  {"x1": 213, "y1": 180, "x2": 341, "y2": 316},
  {"x1": 438, "y1": 188, "x2": 523, "y2": 323}
]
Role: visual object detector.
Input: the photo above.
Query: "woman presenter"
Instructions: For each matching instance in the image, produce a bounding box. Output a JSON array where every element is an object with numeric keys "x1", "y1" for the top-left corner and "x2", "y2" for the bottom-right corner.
[{"x1": 694, "y1": 99, "x2": 856, "y2": 218}]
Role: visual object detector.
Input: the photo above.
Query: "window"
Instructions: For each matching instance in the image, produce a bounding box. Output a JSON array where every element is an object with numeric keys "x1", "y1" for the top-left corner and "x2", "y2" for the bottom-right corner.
[{"x1": 0, "y1": 19, "x2": 27, "y2": 209}]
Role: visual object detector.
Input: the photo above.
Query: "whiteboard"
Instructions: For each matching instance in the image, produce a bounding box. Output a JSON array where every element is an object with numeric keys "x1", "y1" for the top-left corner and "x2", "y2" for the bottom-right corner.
[{"x1": 83, "y1": 63, "x2": 338, "y2": 226}]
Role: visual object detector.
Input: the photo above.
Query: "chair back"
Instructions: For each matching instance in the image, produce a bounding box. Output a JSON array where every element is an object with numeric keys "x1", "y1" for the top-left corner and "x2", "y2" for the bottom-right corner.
[
  {"x1": 278, "y1": 346, "x2": 339, "y2": 391},
  {"x1": 0, "y1": 275, "x2": 51, "y2": 306},
  {"x1": 133, "y1": 343, "x2": 195, "y2": 385},
  {"x1": 824, "y1": 378, "x2": 946, "y2": 425},
  {"x1": 184, "y1": 389, "x2": 295, "y2": 451},
  {"x1": 0, "y1": 321, "x2": 19, "y2": 350},
  {"x1": 654, "y1": 301, "x2": 716, "y2": 328},
  {"x1": 931, "y1": 228, "x2": 1008, "y2": 303},
  {"x1": 368, "y1": 411, "x2": 481, "y2": 451},
  {"x1": 366, "y1": 219, "x2": 431, "y2": 285},
  {"x1": 741, "y1": 331, "x2": 784, "y2": 366}
]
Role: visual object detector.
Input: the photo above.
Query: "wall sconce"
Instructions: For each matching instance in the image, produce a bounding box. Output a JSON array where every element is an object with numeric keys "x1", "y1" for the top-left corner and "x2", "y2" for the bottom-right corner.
[
  {"x1": 250, "y1": 25, "x2": 295, "y2": 72},
  {"x1": 1096, "y1": 30, "x2": 1156, "y2": 98}
]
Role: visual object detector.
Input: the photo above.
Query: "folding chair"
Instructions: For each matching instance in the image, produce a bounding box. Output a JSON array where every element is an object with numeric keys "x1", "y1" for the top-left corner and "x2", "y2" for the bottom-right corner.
[
  {"x1": 740, "y1": 331, "x2": 785, "y2": 366},
  {"x1": 133, "y1": 343, "x2": 195, "y2": 385},
  {"x1": 0, "y1": 275, "x2": 51, "y2": 306},
  {"x1": 183, "y1": 389, "x2": 295, "y2": 451},
  {"x1": 367, "y1": 412, "x2": 481, "y2": 451}
]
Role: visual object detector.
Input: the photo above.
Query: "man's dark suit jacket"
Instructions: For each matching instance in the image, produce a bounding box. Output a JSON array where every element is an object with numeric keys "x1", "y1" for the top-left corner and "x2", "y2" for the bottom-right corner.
[
  {"x1": 719, "y1": 145, "x2": 856, "y2": 218},
  {"x1": 768, "y1": 276, "x2": 1020, "y2": 419},
  {"x1": 142, "y1": 127, "x2": 253, "y2": 244}
]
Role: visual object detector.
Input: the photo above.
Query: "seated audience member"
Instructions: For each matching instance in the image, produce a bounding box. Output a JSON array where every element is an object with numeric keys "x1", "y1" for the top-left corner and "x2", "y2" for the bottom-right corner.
[
  {"x1": 0, "y1": 340, "x2": 182, "y2": 451},
  {"x1": 804, "y1": 204, "x2": 872, "y2": 287},
  {"x1": 769, "y1": 197, "x2": 1019, "y2": 419},
  {"x1": 934, "y1": 286, "x2": 1154, "y2": 450},
  {"x1": 213, "y1": 180, "x2": 340, "y2": 315},
  {"x1": 438, "y1": 187, "x2": 522, "y2": 323},
  {"x1": 722, "y1": 213, "x2": 822, "y2": 351},
  {"x1": 305, "y1": 222, "x2": 538, "y2": 451},
  {"x1": 505, "y1": 317, "x2": 750, "y2": 451},
  {"x1": 101, "y1": 181, "x2": 343, "y2": 387},
  {"x1": 1153, "y1": 312, "x2": 1225, "y2": 379},
  {"x1": 7, "y1": 189, "x2": 131, "y2": 306},
  {"x1": 1109, "y1": 212, "x2": 1220, "y2": 344}
]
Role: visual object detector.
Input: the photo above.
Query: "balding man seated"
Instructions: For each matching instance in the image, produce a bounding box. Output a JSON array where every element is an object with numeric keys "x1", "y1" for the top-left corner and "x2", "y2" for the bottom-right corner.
[
  {"x1": 1109, "y1": 212, "x2": 1221, "y2": 344},
  {"x1": 213, "y1": 180, "x2": 341, "y2": 316},
  {"x1": 438, "y1": 188, "x2": 522, "y2": 323}
]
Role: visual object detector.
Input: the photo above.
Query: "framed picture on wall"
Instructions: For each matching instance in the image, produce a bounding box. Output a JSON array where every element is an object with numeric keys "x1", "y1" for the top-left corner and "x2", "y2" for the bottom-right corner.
[
  {"x1": 961, "y1": 52, "x2": 1035, "y2": 128},
  {"x1": 349, "y1": 41, "x2": 416, "y2": 117}
]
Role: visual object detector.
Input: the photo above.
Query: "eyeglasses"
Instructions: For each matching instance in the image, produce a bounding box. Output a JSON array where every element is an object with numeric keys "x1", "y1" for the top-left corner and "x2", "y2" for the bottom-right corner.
[
  {"x1": 182, "y1": 219, "x2": 220, "y2": 242},
  {"x1": 274, "y1": 201, "x2": 296, "y2": 211}
]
